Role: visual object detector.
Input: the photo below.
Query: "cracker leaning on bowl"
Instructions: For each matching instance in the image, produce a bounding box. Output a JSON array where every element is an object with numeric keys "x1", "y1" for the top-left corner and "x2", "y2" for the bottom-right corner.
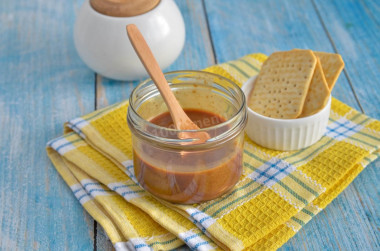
[
  {"x1": 313, "y1": 51, "x2": 345, "y2": 90},
  {"x1": 294, "y1": 49, "x2": 345, "y2": 91},
  {"x1": 300, "y1": 57, "x2": 330, "y2": 117}
]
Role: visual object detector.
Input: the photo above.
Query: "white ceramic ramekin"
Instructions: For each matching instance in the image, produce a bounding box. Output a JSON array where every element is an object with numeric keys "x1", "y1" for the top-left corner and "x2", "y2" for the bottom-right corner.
[{"x1": 241, "y1": 76, "x2": 331, "y2": 151}]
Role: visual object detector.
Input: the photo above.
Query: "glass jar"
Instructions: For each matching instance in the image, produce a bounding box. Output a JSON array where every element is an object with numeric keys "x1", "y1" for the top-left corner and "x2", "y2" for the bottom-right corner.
[{"x1": 127, "y1": 71, "x2": 247, "y2": 204}]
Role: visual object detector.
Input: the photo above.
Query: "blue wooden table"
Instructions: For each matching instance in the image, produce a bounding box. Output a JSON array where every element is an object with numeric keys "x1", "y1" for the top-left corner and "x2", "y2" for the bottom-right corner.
[{"x1": 1, "y1": 0, "x2": 379, "y2": 250}]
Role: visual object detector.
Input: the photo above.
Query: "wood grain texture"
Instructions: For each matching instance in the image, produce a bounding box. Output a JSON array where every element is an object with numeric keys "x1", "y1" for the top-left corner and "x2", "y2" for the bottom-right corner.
[
  {"x1": 296, "y1": 1, "x2": 380, "y2": 250},
  {"x1": 203, "y1": 0, "x2": 361, "y2": 112},
  {"x1": 313, "y1": 0, "x2": 380, "y2": 118},
  {"x1": 203, "y1": 0, "x2": 380, "y2": 250},
  {"x1": 0, "y1": 0, "x2": 95, "y2": 250},
  {"x1": 96, "y1": 225, "x2": 114, "y2": 251}
]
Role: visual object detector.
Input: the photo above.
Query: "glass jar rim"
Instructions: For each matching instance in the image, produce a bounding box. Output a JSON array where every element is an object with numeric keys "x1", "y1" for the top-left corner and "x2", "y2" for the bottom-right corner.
[{"x1": 128, "y1": 70, "x2": 247, "y2": 144}]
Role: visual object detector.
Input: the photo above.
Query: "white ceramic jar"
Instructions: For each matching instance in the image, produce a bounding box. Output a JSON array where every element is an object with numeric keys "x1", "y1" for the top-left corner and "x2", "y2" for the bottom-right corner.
[{"x1": 74, "y1": 0, "x2": 185, "y2": 81}]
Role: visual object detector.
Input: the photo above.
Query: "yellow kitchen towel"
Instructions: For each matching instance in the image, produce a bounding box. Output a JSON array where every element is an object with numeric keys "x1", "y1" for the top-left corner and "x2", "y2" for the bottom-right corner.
[{"x1": 47, "y1": 54, "x2": 380, "y2": 251}]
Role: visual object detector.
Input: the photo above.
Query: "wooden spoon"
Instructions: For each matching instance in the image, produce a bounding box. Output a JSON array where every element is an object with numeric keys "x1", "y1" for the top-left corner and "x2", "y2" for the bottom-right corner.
[{"x1": 126, "y1": 24, "x2": 210, "y2": 144}]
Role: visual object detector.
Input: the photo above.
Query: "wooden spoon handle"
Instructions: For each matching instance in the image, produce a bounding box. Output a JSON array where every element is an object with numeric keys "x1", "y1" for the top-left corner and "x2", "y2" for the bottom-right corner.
[
  {"x1": 127, "y1": 24, "x2": 210, "y2": 143},
  {"x1": 126, "y1": 24, "x2": 193, "y2": 129}
]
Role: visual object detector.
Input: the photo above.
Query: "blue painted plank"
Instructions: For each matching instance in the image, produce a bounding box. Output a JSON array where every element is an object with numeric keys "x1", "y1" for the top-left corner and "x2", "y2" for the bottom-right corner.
[
  {"x1": 293, "y1": 1, "x2": 380, "y2": 250},
  {"x1": 0, "y1": 0, "x2": 95, "y2": 250},
  {"x1": 203, "y1": 0, "x2": 379, "y2": 250},
  {"x1": 313, "y1": 0, "x2": 380, "y2": 119},
  {"x1": 203, "y1": 0, "x2": 361, "y2": 112}
]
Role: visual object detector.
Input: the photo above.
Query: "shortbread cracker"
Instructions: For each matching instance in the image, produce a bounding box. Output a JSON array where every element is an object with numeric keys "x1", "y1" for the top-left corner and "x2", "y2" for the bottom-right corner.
[
  {"x1": 299, "y1": 58, "x2": 330, "y2": 117},
  {"x1": 248, "y1": 50, "x2": 317, "y2": 119},
  {"x1": 313, "y1": 51, "x2": 344, "y2": 90}
]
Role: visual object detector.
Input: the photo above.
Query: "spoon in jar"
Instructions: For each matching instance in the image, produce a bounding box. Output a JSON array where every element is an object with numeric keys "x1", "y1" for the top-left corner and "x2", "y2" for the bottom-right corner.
[{"x1": 126, "y1": 24, "x2": 210, "y2": 144}]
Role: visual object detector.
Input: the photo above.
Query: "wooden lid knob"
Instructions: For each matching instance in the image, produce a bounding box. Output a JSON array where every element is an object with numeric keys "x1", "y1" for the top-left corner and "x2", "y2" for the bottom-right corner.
[{"x1": 90, "y1": 0, "x2": 161, "y2": 17}]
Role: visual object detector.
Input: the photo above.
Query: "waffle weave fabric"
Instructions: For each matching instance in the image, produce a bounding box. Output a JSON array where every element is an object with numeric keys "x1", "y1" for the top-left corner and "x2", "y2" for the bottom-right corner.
[{"x1": 46, "y1": 54, "x2": 380, "y2": 251}]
